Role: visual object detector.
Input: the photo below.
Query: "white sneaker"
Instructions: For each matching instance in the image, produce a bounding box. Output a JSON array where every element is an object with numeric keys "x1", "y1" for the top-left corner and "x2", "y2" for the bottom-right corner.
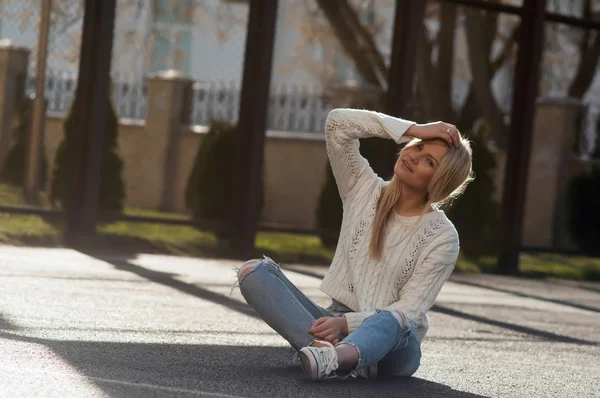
[
  {"x1": 353, "y1": 363, "x2": 378, "y2": 380},
  {"x1": 298, "y1": 341, "x2": 339, "y2": 381}
]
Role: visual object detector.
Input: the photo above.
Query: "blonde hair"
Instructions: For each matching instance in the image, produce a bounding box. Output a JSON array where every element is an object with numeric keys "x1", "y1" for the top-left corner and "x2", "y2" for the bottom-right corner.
[{"x1": 369, "y1": 136, "x2": 474, "y2": 259}]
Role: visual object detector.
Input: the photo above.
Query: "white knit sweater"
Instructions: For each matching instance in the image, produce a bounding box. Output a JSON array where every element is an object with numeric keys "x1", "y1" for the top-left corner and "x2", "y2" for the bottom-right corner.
[{"x1": 319, "y1": 108, "x2": 460, "y2": 342}]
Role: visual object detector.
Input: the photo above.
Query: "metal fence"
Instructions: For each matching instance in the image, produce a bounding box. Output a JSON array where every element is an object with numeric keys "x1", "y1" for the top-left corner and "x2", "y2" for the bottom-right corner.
[
  {"x1": 28, "y1": 71, "x2": 332, "y2": 133},
  {"x1": 190, "y1": 81, "x2": 239, "y2": 127},
  {"x1": 26, "y1": 71, "x2": 148, "y2": 120},
  {"x1": 190, "y1": 81, "x2": 332, "y2": 133},
  {"x1": 267, "y1": 86, "x2": 332, "y2": 133}
]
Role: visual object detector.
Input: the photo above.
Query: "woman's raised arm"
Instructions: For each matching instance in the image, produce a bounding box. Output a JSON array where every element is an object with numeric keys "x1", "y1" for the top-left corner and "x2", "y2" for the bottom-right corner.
[{"x1": 324, "y1": 108, "x2": 416, "y2": 202}]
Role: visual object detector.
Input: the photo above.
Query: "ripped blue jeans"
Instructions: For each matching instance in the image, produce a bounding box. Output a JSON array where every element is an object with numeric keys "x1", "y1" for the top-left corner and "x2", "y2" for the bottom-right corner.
[{"x1": 237, "y1": 257, "x2": 421, "y2": 378}]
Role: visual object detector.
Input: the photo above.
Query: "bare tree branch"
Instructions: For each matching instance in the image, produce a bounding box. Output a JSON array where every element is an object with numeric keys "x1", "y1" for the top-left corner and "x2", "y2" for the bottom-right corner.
[
  {"x1": 568, "y1": 0, "x2": 600, "y2": 98},
  {"x1": 314, "y1": 0, "x2": 388, "y2": 89},
  {"x1": 490, "y1": 22, "x2": 520, "y2": 74}
]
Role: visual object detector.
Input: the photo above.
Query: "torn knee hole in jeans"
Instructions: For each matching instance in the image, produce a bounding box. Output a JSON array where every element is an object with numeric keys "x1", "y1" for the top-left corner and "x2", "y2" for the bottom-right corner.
[
  {"x1": 229, "y1": 263, "x2": 256, "y2": 298},
  {"x1": 237, "y1": 260, "x2": 261, "y2": 280},
  {"x1": 390, "y1": 310, "x2": 409, "y2": 328},
  {"x1": 389, "y1": 310, "x2": 412, "y2": 350},
  {"x1": 229, "y1": 255, "x2": 278, "y2": 298}
]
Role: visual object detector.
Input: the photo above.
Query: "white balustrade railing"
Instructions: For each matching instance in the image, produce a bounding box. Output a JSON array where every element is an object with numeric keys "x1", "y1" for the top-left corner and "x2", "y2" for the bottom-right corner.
[{"x1": 26, "y1": 71, "x2": 332, "y2": 134}]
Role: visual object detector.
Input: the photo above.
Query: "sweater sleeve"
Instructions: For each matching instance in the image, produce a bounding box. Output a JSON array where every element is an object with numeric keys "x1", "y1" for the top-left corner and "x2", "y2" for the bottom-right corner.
[
  {"x1": 325, "y1": 108, "x2": 416, "y2": 201},
  {"x1": 343, "y1": 229, "x2": 459, "y2": 333}
]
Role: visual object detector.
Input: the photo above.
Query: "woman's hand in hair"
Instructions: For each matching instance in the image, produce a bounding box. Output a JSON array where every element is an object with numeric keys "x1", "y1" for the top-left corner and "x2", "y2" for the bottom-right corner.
[
  {"x1": 407, "y1": 121, "x2": 460, "y2": 147},
  {"x1": 308, "y1": 317, "x2": 348, "y2": 345}
]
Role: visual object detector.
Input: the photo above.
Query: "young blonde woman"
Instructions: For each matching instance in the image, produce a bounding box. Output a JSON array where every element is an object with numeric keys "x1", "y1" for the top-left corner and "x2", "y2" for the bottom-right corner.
[{"x1": 236, "y1": 108, "x2": 473, "y2": 381}]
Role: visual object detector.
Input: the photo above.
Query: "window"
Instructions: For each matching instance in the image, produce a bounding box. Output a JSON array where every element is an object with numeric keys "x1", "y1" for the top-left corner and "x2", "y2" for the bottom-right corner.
[
  {"x1": 149, "y1": 29, "x2": 171, "y2": 72},
  {"x1": 149, "y1": 26, "x2": 192, "y2": 75},
  {"x1": 149, "y1": 0, "x2": 194, "y2": 74},
  {"x1": 174, "y1": 30, "x2": 192, "y2": 73},
  {"x1": 153, "y1": 0, "x2": 195, "y2": 25}
]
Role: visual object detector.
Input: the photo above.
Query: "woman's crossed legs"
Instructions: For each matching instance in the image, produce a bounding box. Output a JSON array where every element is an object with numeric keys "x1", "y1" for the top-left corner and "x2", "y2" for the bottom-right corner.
[{"x1": 236, "y1": 257, "x2": 421, "y2": 381}]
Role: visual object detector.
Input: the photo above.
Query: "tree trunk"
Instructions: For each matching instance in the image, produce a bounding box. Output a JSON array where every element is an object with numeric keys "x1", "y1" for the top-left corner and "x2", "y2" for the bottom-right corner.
[
  {"x1": 464, "y1": 8, "x2": 508, "y2": 149},
  {"x1": 568, "y1": 0, "x2": 600, "y2": 99},
  {"x1": 437, "y1": 2, "x2": 457, "y2": 121},
  {"x1": 416, "y1": 24, "x2": 444, "y2": 121},
  {"x1": 315, "y1": 0, "x2": 388, "y2": 89},
  {"x1": 457, "y1": 88, "x2": 478, "y2": 130},
  {"x1": 313, "y1": 0, "x2": 595, "y2": 136},
  {"x1": 569, "y1": 32, "x2": 600, "y2": 99}
]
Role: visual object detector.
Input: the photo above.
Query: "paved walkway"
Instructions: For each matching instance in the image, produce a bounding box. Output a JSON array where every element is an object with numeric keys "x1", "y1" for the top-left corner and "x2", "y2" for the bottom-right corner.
[{"x1": 0, "y1": 246, "x2": 598, "y2": 397}]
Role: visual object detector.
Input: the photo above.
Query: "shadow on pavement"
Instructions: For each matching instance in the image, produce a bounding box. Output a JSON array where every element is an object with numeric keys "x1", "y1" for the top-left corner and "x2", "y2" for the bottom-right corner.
[
  {"x1": 78, "y1": 251, "x2": 259, "y2": 320},
  {"x1": 432, "y1": 304, "x2": 597, "y2": 345},
  {"x1": 449, "y1": 278, "x2": 600, "y2": 314},
  {"x1": 0, "y1": 325, "x2": 487, "y2": 398},
  {"x1": 80, "y1": 251, "x2": 599, "y2": 347},
  {"x1": 549, "y1": 281, "x2": 600, "y2": 295},
  {"x1": 0, "y1": 313, "x2": 17, "y2": 331},
  {"x1": 282, "y1": 265, "x2": 599, "y2": 346}
]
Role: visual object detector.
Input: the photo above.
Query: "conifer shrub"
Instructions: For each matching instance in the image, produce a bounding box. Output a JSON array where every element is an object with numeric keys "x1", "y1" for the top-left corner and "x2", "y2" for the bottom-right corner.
[
  {"x1": 49, "y1": 98, "x2": 125, "y2": 211},
  {"x1": 0, "y1": 95, "x2": 48, "y2": 187},
  {"x1": 185, "y1": 120, "x2": 265, "y2": 238}
]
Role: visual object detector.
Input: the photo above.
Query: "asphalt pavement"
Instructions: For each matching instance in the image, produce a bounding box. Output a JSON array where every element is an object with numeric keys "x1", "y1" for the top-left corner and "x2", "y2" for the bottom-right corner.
[{"x1": 0, "y1": 246, "x2": 599, "y2": 398}]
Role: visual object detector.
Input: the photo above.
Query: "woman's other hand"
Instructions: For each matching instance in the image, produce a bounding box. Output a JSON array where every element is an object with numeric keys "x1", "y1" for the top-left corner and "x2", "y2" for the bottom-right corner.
[
  {"x1": 308, "y1": 317, "x2": 348, "y2": 345},
  {"x1": 407, "y1": 121, "x2": 460, "y2": 147}
]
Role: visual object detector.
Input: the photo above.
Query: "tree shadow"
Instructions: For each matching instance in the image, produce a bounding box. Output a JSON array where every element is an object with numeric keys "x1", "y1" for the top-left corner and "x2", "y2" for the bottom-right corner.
[
  {"x1": 544, "y1": 278, "x2": 600, "y2": 295},
  {"x1": 84, "y1": 254, "x2": 259, "y2": 320},
  {"x1": 283, "y1": 265, "x2": 599, "y2": 346},
  {"x1": 0, "y1": 313, "x2": 17, "y2": 331},
  {"x1": 79, "y1": 250, "x2": 598, "y2": 347},
  {"x1": 0, "y1": 326, "x2": 488, "y2": 398},
  {"x1": 70, "y1": 234, "x2": 332, "y2": 266},
  {"x1": 432, "y1": 304, "x2": 597, "y2": 346},
  {"x1": 449, "y1": 278, "x2": 600, "y2": 314}
]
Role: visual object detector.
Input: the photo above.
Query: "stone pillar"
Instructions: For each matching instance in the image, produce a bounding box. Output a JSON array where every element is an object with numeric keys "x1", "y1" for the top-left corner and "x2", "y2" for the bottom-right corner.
[
  {"x1": 522, "y1": 97, "x2": 583, "y2": 249},
  {"x1": 143, "y1": 69, "x2": 193, "y2": 211},
  {"x1": 0, "y1": 40, "x2": 29, "y2": 169}
]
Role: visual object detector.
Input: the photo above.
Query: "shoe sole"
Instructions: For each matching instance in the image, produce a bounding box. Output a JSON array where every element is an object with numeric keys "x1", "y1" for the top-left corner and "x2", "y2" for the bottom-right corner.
[
  {"x1": 298, "y1": 348, "x2": 318, "y2": 381},
  {"x1": 368, "y1": 363, "x2": 377, "y2": 380}
]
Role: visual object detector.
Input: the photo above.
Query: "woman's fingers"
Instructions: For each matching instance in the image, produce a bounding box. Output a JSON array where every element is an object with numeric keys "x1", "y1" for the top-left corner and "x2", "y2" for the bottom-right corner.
[
  {"x1": 310, "y1": 325, "x2": 333, "y2": 337},
  {"x1": 312, "y1": 328, "x2": 334, "y2": 340},
  {"x1": 441, "y1": 123, "x2": 460, "y2": 147},
  {"x1": 451, "y1": 125, "x2": 461, "y2": 146},
  {"x1": 439, "y1": 123, "x2": 454, "y2": 146},
  {"x1": 324, "y1": 334, "x2": 338, "y2": 344},
  {"x1": 309, "y1": 317, "x2": 329, "y2": 333},
  {"x1": 310, "y1": 321, "x2": 331, "y2": 334}
]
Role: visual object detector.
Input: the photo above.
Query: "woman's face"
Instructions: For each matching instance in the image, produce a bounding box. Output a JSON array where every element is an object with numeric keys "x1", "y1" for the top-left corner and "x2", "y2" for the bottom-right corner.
[{"x1": 394, "y1": 141, "x2": 448, "y2": 193}]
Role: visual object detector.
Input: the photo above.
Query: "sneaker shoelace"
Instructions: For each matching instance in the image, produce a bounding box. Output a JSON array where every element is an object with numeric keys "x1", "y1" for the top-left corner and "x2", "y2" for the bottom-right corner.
[{"x1": 315, "y1": 341, "x2": 338, "y2": 376}]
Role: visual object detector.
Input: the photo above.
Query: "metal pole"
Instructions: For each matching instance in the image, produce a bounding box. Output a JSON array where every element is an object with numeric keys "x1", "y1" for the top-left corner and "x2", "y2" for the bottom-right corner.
[
  {"x1": 230, "y1": 0, "x2": 279, "y2": 257},
  {"x1": 498, "y1": 0, "x2": 547, "y2": 275},
  {"x1": 24, "y1": 0, "x2": 52, "y2": 204}
]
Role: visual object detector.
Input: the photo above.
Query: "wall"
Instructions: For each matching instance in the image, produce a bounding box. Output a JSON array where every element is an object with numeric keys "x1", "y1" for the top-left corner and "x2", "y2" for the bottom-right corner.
[
  {"x1": 43, "y1": 116, "x2": 328, "y2": 230},
  {"x1": 43, "y1": 115, "x2": 150, "y2": 208},
  {"x1": 23, "y1": 73, "x2": 600, "y2": 250},
  {"x1": 262, "y1": 131, "x2": 328, "y2": 229},
  {"x1": 39, "y1": 98, "x2": 597, "y2": 247},
  {"x1": 521, "y1": 97, "x2": 597, "y2": 251}
]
